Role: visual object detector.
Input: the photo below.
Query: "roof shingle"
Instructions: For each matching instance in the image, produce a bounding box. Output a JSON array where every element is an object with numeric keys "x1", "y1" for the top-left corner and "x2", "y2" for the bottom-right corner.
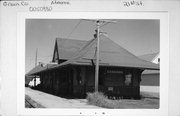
[
  {"x1": 56, "y1": 35, "x2": 159, "y2": 70},
  {"x1": 28, "y1": 35, "x2": 159, "y2": 75},
  {"x1": 56, "y1": 38, "x2": 86, "y2": 59}
]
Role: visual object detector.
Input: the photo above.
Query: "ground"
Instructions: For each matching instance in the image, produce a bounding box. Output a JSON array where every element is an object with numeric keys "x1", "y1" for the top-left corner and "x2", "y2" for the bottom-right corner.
[
  {"x1": 140, "y1": 85, "x2": 159, "y2": 98},
  {"x1": 25, "y1": 86, "x2": 159, "y2": 109},
  {"x1": 25, "y1": 87, "x2": 102, "y2": 108}
]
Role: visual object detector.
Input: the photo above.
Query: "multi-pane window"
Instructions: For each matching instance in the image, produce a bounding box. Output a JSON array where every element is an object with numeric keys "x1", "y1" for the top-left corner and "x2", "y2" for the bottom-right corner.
[{"x1": 125, "y1": 73, "x2": 132, "y2": 86}]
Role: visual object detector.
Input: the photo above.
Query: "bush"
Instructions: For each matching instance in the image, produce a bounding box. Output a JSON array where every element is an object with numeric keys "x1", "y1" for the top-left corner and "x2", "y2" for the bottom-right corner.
[
  {"x1": 86, "y1": 92, "x2": 117, "y2": 108},
  {"x1": 86, "y1": 92, "x2": 158, "y2": 109}
]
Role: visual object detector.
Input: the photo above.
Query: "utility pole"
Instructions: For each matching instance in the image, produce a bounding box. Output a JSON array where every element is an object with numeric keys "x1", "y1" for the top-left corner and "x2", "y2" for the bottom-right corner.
[
  {"x1": 35, "y1": 48, "x2": 38, "y2": 67},
  {"x1": 82, "y1": 19, "x2": 116, "y2": 92},
  {"x1": 34, "y1": 48, "x2": 38, "y2": 87},
  {"x1": 95, "y1": 20, "x2": 100, "y2": 92}
]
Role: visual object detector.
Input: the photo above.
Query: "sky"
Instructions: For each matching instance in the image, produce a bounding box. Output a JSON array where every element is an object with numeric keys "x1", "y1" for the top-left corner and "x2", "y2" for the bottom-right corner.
[{"x1": 26, "y1": 19, "x2": 159, "y2": 73}]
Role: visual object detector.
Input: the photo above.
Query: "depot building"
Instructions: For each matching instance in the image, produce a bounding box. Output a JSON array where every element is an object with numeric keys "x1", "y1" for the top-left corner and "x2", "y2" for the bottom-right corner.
[{"x1": 26, "y1": 35, "x2": 159, "y2": 99}]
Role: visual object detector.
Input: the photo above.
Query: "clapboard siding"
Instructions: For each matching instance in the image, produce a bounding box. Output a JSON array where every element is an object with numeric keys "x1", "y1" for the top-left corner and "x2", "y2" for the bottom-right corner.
[{"x1": 36, "y1": 65, "x2": 143, "y2": 99}]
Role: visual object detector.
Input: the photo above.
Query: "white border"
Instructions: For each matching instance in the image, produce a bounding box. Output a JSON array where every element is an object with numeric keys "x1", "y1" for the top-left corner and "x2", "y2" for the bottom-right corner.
[{"x1": 17, "y1": 12, "x2": 169, "y2": 116}]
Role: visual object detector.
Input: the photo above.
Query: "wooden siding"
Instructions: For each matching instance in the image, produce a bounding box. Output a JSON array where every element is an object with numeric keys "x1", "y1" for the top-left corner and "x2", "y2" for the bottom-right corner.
[{"x1": 36, "y1": 65, "x2": 142, "y2": 99}]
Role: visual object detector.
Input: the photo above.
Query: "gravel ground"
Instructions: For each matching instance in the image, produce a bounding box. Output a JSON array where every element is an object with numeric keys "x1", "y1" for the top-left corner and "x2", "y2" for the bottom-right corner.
[{"x1": 25, "y1": 87, "x2": 102, "y2": 108}]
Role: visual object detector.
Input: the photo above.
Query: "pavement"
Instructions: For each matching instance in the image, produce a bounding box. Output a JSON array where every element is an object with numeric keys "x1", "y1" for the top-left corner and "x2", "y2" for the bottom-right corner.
[
  {"x1": 25, "y1": 86, "x2": 159, "y2": 108},
  {"x1": 25, "y1": 87, "x2": 102, "y2": 108}
]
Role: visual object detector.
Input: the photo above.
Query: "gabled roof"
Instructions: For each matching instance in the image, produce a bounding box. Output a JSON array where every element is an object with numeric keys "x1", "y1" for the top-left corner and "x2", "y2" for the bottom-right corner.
[
  {"x1": 55, "y1": 35, "x2": 159, "y2": 70},
  {"x1": 54, "y1": 38, "x2": 86, "y2": 60},
  {"x1": 29, "y1": 35, "x2": 159, "y2": 75},
  {"x1": 139, "y1": 52, "x2": 159, "y2": 62}
]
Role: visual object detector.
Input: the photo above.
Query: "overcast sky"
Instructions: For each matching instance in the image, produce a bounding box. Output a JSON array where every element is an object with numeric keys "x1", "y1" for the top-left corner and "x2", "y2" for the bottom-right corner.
[{"x1": 26, "y1": 19, "x2": 159, "y2": 73}]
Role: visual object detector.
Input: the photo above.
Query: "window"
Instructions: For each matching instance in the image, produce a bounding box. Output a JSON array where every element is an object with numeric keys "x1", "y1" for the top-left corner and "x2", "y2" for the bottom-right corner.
[
  {"x1": 105, "y1": 69, "x2": 124, "y2": 86},
  {"x1": 125, "y1": 73, "x2": 132, "y2": 86},
  {"x1": 76, "y1": 67, "x2": 82, "y2": 85}
]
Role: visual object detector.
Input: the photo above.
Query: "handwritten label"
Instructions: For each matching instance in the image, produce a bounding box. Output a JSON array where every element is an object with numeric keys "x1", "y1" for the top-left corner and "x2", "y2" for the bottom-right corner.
[
  {"x1": 3, "y1": 1, "x2": 29, "y2": 7},
  {"x1": 29, "y1": 6, "x2": 53, "y2": 12},
  {"x1": 2, "y1": 0, "x2": 143, "y2": 12},
  {"x1": 51, "y1": 0, "x2": 70, "y2": 5},
  {"x1": 123, "y1": 1, "x2": 143, "y2": 7}
]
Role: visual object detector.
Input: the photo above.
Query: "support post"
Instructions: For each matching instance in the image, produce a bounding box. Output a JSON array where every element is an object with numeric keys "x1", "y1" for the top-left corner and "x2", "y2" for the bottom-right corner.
[{"x1": 95, "y1": 21, "x2": 100, "y2": 92}]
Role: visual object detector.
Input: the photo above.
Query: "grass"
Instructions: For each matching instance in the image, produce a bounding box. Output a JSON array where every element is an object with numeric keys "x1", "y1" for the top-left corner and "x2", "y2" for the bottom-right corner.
[
  {"x1": 86, "y1": 92, "x2": 117, "y2": 108},
  {"x1": 86, "y1": 92, "x2": 159, "y2": 109}
]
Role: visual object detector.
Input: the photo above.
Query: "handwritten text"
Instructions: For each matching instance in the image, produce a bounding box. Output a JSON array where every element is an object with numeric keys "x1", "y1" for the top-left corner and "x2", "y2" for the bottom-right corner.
[{"x1": 123, "y1": 1, "x2": 143, "y2": 7}]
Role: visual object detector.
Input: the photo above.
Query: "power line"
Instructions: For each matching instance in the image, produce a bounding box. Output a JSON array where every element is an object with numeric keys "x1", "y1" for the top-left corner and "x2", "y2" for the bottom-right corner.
[
  {"x1": 67, "y1": 20, "x2": 82, "y2": 39},
  {"x1": 100, "y1": 19, "x2": 117, "y2": 28}
]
